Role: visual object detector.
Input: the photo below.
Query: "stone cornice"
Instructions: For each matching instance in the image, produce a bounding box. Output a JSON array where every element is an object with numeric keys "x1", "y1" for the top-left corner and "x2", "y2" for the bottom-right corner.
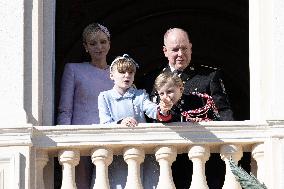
[
  {"x1": 0, "y1": 125, "x2": 33, "y2": 147},
  {"x1": 31, "y1": 121, "x2": 275, "y2": 153},
  {"x1": 2, "y1": 121, "x2": 284, "y2": 154}
]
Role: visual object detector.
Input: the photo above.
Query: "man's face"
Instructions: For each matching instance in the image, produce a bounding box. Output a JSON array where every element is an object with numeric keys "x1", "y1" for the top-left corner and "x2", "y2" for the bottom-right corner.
[{"x1": 163, "y1": 30, "x2": 192, "y2": 71}]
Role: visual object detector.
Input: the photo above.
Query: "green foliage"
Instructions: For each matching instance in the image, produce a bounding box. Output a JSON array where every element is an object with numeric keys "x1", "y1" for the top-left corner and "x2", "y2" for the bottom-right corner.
[{"x1": 229, "y1": 158, "x2": 268, "y2": 189}]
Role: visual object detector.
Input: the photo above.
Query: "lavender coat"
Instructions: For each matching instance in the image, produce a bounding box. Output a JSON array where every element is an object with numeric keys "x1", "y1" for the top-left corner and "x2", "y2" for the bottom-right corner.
[{"x1": 57, "y1": 62, "x2": 113, "y2": 125}]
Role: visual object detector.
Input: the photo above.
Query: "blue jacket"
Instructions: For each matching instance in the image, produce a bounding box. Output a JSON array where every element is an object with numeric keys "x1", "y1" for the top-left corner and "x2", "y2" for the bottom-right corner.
[{"x1": 98, "y1": 87, "x2": 158, "y2": 124}]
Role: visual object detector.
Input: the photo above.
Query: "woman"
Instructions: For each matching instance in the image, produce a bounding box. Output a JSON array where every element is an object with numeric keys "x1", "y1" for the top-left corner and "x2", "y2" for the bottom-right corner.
[
  {"x1": 57, "y1": 23, "x2": 113, "y2": 125},
  {"x1": 57, "y1": 23, "x2": 113, "y2": 189}
]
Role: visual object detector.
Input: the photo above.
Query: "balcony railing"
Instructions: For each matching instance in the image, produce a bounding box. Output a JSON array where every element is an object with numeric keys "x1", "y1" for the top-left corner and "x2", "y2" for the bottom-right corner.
[{"x1": 1, "y1": 120, "x2": 284, "y2": 189}]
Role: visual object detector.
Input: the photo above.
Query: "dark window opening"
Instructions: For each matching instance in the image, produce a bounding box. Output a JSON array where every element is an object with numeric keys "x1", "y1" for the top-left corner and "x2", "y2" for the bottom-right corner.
[
  {"x1": 55, "y1": 2, "x2": 250, "y2": 188},
  {"x1": 55, "y1": 0, "x2": 249, "y2": 122}
]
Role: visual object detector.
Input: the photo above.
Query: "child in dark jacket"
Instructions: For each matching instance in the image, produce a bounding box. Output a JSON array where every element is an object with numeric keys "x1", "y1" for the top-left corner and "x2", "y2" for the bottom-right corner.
[{"x1": 154, "y1": 71, "x2": 220, "y2": 122}]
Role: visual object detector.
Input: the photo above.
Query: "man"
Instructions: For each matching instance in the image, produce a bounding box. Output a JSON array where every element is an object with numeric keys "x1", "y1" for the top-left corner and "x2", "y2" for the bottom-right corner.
[
  {"x1": 141, "y1": 27, "x2": 234, "y2": 121},
  {"x1": 139, "y1": 27, "x2": 235, "y2": 188}
]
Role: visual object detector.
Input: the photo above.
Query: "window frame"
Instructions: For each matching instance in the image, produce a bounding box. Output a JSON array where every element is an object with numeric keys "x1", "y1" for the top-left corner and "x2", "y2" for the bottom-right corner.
[{"x1": 41, "y1": 0, "x2": 274, "y2": 125}]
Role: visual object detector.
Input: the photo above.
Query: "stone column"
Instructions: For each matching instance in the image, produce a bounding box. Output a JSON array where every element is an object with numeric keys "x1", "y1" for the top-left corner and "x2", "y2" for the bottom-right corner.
[
  {"x1": 252, "y1": 143, "x2": 265, "y2": 184},
  {"x1": 123, "y1": 147, "x2": 145, "y2": 189},
  {"x1": 188, "y1": 145, "x2": 210, "y2": 189},
  {"x1": 36, "y1": 150, "x2": 49, "y2": 189},
  {"x1": 91, "y1": 148, "x2": 113, "y2": 189},
  {"x1": 0, "y1": 0, "x2": 28, "y2": 125},
  {"x1": 155, "y1": 146, "x2": 177, "y2": 189},
  {"x1": 59, "y1": 150, "x2": 80, "y2": 189},
  {"x1": 220, "y1": 144, "x2": 243, "y2": 189}
]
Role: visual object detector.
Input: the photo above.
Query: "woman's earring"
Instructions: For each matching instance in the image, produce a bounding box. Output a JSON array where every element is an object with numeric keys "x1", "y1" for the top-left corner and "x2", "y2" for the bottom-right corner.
[{"x1": 86, "y1": 50, "x2": 89, "y2": 53}]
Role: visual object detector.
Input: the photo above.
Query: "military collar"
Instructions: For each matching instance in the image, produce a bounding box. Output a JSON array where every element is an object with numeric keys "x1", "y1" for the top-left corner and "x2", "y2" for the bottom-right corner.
[
  {"x1": 163, "y1": 65, "x2": 195, "y2": 73},
  {"x1": 182, "y1": 65, "x2": 195, "y2": 73}
]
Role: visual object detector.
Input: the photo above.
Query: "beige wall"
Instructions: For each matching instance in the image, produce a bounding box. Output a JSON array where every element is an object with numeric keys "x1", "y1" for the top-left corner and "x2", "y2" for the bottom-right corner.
[
  {"x1": 0, "y1": 1, "x2": 55, "y2": 126},
  {"x1": 1, "y1": 2, "x2": 284, "y2": 189},
  {"x1": 1, "y1": 0, "x2": 284, "y2": 126}
]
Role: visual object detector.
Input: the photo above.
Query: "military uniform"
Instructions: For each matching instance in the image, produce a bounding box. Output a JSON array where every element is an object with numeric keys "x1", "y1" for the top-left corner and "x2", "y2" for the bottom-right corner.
[
  {"x1": 137, "y1": 64, "x2": 234, "y2": 188},
  {"x1": 135, "y1": 64, "x2": 235, "y2": 188},
  {"x1": 169, "y1": 91, "x2": 221, "y2": 122},
  {"x1": 139, "y1": 64, "x2": 234, "y2": 121}
]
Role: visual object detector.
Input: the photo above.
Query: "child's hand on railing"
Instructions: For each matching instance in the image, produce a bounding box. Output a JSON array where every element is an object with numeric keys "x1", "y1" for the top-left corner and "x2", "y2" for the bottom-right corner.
[{"x1": 121, "y1": 117, "x2": 138, "y2": 127}]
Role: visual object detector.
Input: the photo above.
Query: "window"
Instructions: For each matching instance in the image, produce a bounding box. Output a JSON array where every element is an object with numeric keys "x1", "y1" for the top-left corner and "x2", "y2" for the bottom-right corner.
[{"x1": 54, "y1": 0, "x2": 249, "y2": 124}]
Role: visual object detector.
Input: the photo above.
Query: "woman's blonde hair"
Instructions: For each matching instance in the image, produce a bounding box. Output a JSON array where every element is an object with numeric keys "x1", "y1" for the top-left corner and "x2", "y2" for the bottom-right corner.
[
  {"x1": 154, "y1": 72, "x2": 184, "y2": 91},
  {"x1": 82, "y1": 23, "x2": 110, "y2": 43}
]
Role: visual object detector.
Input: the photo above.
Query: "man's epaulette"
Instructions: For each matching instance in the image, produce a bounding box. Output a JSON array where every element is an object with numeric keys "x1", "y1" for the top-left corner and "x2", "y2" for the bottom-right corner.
[{"x1": 199, "y1": 64, "x2": 218, "y2": 70}]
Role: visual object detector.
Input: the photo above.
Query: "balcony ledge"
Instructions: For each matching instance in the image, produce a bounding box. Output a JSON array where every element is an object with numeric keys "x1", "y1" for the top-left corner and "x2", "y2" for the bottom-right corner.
[{"x1": 1, "y1": 120, "x2": 283, "y2": 154}]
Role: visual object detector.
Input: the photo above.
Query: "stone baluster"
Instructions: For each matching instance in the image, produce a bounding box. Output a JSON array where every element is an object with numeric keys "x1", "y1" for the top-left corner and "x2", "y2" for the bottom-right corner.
[
  {"x1": 155, "y1": 146, "x2": 177, "y2": 189},
  {"x1": 188, "y1": 145, "x2": 210, "y2": 189},
  {"x1": 59, "y1": 150, "x2": 80, "y2": 189},
  {"x1": 252, "y1": 143, "x2": 265, "y2": 184},
  {"x1": 220, "y1": 144, "x2": 243, "y2": 189},
  {"x1": 123, "y1": 147, "x2": 145, "y2": 189},
  {"x1": 36, "y1": 150, "x2": 49, "y2": 189},
  {"x1": 91, "y1": 148, "x2": 113, "y2": 189}
]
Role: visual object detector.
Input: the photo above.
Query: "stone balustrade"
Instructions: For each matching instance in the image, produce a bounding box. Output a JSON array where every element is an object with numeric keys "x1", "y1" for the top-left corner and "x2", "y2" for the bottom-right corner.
[
  {"x1": 220, "y1": 144, "x2": 243, "y2": 189},
  {"x1": 53, "y1": 144, "x2": 246, "y2": 189},
  {"x1": 1, "y1": 121, "x2": 284, "y2": 188},
  {"x1": 155, "y1": 146, "x2": 177, "y2": 189},
  {"x1": 188, "y1": 145, "x2": 210, "y2": 189},
  {"x1": 123, "y1": 147, "x2": 145, "y2": 189},
  {"x1": 91, "y1": 148, "x2": 113, "y2": 189},
  {"x1": 58, "y1": 150, "x2": 80, "y2": 189}
]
